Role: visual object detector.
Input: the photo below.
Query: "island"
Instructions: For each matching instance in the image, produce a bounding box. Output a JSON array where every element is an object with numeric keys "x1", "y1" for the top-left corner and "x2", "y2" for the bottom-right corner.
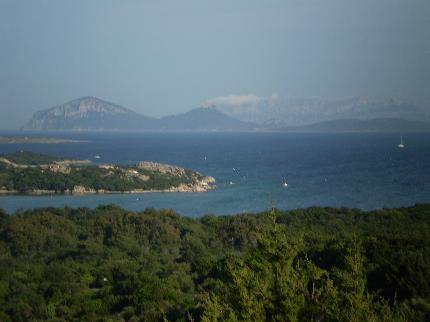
[
  {"x1": 0, "y1": 136, "x2": 88, "y2": 144},
  {"x1": 0, "y1": 151, "x2": 215, "y2": 194}
]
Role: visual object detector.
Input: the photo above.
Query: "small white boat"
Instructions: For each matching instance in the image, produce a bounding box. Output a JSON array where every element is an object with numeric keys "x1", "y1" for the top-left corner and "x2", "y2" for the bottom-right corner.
[
  {"x1": 398, "y1": 136, "x2": 405, "y2": 148},
  {"x1": 283, "y1": 182, "x2": 288, "y2": 188},
  {"x1": 229, "y1": 181, "x2": 234, "y2": 185},
  {"x1": 94, "y1": 155, "x2": 101, "y2": 159}
]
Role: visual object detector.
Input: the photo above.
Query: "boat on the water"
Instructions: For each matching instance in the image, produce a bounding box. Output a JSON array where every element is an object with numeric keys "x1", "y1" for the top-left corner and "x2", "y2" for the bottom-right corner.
[{"x1": 398, "y1": 136, "x2": 405, "y2": 148}]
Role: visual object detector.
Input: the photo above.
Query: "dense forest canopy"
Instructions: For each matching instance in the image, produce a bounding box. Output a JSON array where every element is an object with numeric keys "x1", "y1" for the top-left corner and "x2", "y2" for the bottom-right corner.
[{"x1": 0, "y1": 204, "x2": 429, "y2": 321}]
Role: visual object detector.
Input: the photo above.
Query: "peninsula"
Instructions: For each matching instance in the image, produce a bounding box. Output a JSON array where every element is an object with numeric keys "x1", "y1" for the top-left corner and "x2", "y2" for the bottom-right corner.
[
  {"x1": 0, "y1": 136, "x2": 87, "y2": 144},
  {"x1": 0, "y1": 151, "x2": 215, "y2": 194}
]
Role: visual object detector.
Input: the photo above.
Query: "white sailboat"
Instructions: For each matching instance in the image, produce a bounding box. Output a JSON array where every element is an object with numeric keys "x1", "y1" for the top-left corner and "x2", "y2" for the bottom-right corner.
[{"x1": 398, "y1": 136, "x2": 405, "y2": 148}]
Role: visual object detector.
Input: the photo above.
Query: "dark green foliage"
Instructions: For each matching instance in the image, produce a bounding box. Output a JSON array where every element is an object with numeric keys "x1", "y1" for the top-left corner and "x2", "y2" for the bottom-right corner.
[
  {"x1": 0, "y1": 166, "x2": 191, "y2": 193},
  {"x1": 0, "y1": 151, "x2": 69, "y2": 165},
  {"x1": 0, "y1": 154, "x2": 202, "y2": 193},
  {"x1": 0, "y1": 204, "x2": 429, "y2": 321}
]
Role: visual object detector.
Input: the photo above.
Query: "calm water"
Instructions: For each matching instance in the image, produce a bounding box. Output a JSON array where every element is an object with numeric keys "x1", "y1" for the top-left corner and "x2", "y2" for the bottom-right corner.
[{"x1": 1, "y1": 131, "x2": 429, "y2": 216}]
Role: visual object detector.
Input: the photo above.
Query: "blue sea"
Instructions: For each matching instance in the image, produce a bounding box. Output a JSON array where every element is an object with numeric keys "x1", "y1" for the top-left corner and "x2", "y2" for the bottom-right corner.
[{"x1": 0, "y1": 132, "x2": 429, "y2": 216}]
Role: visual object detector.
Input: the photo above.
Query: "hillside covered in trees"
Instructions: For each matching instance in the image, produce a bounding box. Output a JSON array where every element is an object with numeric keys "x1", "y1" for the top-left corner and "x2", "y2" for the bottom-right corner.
[{"x1": 0, "y1": 204, "x2": 429, "y2": 321}]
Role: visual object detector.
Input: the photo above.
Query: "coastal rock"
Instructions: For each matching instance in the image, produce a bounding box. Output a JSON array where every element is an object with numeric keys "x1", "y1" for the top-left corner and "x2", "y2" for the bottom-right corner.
[
  {"x1": 0, "y1": 158, "x2": 16, "y2": 167},
  {"x1": 167, "y1": 176, "x2": 216, "y2": 193},
  {"x1": 39, "y1": 164, "x2": 70, "y2": 174},
  {"x1": 72, "y1": 185, "x2": 97, "y2": 194},
  {"x1": 0, "y1": 189, "x2": 19, "y2": 194},
  {"x1": 136, "y1": 161, "x2": 186, "y2": 176},
  {"x1": 30, "y1": 189, "x2": 58, "y2": 195},
  {"x1": 0, "y1": 151, "x2": 216, "y2": 195}
]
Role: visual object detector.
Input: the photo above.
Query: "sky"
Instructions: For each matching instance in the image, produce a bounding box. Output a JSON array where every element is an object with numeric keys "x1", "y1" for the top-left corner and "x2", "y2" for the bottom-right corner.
[{"x1": 0, "y1": 0, "x2": 429, "y2": 129}]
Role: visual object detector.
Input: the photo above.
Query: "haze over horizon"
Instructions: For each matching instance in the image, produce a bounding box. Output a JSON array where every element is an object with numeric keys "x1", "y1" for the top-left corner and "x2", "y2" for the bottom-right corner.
[{"x1": 1, "y1": 0, "x2": 430, "y2": 129}]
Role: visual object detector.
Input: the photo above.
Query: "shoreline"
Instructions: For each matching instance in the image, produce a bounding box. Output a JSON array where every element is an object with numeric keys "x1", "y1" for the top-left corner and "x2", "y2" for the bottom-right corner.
[
  {"x1": 0, "y1": 152, "x2": 216, "y2": 196},
  {"x1": 0, "y1": 136, "x2": 90, "y2": 144},
  {"x1": 0, "y1": 182, "x2": 216, "y2": 196}
]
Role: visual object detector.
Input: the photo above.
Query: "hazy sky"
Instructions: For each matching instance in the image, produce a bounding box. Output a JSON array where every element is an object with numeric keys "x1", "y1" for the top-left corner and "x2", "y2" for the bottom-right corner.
[{"x1": 1, "y1": 0, "x2": 429, "y2": 129}]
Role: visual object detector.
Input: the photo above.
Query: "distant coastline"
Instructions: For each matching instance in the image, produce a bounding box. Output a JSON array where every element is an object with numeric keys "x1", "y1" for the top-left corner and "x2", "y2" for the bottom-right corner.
[{"x1": 0, "y1": 136, "x2": 88, "y2": 144}]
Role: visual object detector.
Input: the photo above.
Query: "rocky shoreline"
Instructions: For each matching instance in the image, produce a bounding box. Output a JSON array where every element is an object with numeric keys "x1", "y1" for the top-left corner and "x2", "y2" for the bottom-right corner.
[
  {"x1": 0, "y1": 151, "x2": 216, "y2": 196},
  {"x1": 0, "y1": 176, "x2": 216, "y2": 196}
]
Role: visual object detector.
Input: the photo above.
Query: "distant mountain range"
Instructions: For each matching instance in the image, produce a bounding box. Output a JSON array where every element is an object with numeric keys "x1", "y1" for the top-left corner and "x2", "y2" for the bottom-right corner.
[
  {"x1": 23, "y1": 97, "x2": 255, "y2": 132},
  {"x1": 208, "y1": 96, "x2": 428, "y2": 127},
  {"x1": 22, "y1": 96, "x2": 430, "y2": 132}
]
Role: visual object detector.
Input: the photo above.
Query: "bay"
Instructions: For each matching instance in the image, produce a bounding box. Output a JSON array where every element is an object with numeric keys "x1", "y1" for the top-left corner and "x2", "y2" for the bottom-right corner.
[{"x1": 0, "y1": 131, "x2": 429, "y2": 216}]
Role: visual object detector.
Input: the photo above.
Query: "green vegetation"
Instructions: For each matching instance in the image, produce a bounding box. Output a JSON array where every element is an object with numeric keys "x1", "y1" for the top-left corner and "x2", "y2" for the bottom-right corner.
[
  {"x1": 0, "y1": 151, "x2": 210, "y2": 193},
  {"x1": 0, "y1": 165, "x2": 194, "y2": 192},
  {"x1": 0, "y1": 151, "x2": 72, "y2": 165},
  {"x1": 0, "y1": 204, "x2": 429, "y2": 321}
]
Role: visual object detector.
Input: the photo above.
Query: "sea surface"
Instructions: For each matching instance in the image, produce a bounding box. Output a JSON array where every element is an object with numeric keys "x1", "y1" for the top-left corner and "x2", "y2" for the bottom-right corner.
[{"x1": 1, "y1": 131, "x2": 429, "y2": 216}]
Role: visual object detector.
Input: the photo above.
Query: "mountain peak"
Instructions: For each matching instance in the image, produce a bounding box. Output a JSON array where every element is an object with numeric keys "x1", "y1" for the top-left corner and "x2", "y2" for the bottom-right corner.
[
  {"x1": 46, "y1": 97, "x2": 136, "y2": 117},
  {"x1": 23, "y1": 97, "x2": 255, "y2": 132},
  {"x1": 159, "y1": 107, "x2": 255, "y2": 131},
  {"x1": 23, "y1": 97, "x2": 151, "y2": 131}
]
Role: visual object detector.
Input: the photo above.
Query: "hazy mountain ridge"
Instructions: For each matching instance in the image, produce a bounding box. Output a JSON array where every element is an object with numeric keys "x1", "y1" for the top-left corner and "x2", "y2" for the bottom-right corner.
[
  {"x1": 158, "y1": 107, "x2": 255, "y2": 131},
  {"x1": 209, "y1": 96, "x2": 428, "y2": 127},
  {"x1": 285, "y1": 118, "x2": 430, "y2": 133},
  {"x1": 24, "y1": 97, "x2": 156, "y2": 131},
  {"x1": 23, "y1": 96, "x2": 430, "y2": 132},
  {"x1": 23, "y1": 97, "x2": 254, "y2": 131}
]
